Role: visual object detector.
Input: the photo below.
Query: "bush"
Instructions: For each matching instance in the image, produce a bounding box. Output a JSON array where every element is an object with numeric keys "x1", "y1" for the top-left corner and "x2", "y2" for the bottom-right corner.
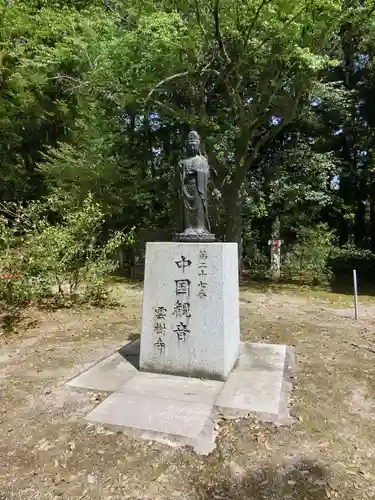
[
  {"x1": 243, "y1": 244, "x2": 271, "y2": 279},
  {"x1": 282, "y1": 223, "x2": 336, "y2": 285},
  {"x1": 329, "y1": 245, "x2": 375, "y2": 283},
  {"x1": 0, "y1": 194, "x2": 135, "y2": 309}
]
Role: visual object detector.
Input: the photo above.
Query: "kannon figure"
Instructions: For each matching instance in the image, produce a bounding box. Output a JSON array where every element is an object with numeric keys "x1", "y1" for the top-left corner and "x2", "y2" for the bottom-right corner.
[{"x1": 176, "y1": 131, "x2": 215, "y2": 242}]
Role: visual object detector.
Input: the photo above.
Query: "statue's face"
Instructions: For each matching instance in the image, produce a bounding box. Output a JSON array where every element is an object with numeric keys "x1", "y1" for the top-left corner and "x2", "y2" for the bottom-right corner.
[{"x1": 188, "y1": 141, "x2": 199, "y2": 155}]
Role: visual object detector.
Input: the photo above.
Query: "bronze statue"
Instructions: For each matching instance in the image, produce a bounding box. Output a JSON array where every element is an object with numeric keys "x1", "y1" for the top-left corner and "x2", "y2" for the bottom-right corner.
[{"x1": 176, "y1": 131, "x2": 215, "y2": 242}]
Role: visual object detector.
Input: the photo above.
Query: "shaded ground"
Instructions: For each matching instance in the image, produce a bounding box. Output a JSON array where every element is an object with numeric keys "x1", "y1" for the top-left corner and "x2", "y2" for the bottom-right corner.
[{"x1": 1, "y1": 281, "x2": 375, "y2": 499}]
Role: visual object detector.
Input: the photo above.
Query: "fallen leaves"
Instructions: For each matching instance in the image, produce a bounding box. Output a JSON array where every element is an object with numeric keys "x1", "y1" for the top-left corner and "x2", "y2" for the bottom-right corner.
[
  {"x1": 325, "y1": 486, "x2": 339, "y2": 498},
  {"x1": 346, "y1": 341, "x2": 375, "y2": 355},
  {"x1": 52, "y1": 472, "x2": 65, "y2": 485},
  {"x1": 35, "y1": 438, "x2": 54, "y2": 451},
  {"x1": 89, "y1": 392, "x2": 104, "y2": 403}
]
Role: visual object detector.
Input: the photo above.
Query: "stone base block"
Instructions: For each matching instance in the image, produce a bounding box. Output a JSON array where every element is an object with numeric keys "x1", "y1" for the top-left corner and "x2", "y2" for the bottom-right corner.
[
  {"x1": 79, "y1": 341, "x2": 295, "y2": 454},
  {"x1": 139, "y1": 242, "x2": 240, "y2": 381}
]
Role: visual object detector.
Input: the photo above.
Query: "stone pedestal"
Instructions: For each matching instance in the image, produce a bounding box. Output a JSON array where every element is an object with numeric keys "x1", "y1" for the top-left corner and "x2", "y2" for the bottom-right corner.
[{"x1": 139, "y1": 242, "x2": 240, "y2": 381}]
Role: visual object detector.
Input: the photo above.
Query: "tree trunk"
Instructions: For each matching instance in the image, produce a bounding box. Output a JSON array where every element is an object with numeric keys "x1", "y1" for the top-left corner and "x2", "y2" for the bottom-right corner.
[
  {"x1": 354, "y1": 200, "x2": 366, "y2": 247},
  {"x1": 270, "y1": 215, "x2": 281, "y2": 280},
  {"x1": 338, "y1": 172, "x2": 351, "y2": 245},
  {"x1": 370, "y1": 173, "x2": 375, "y2": 253},
  {"x1": 223, "y1": 185, "x2": 243, "y2": 277},
  {"x1": 223, "y1": 186, "x2": 242, "y2": 242}
]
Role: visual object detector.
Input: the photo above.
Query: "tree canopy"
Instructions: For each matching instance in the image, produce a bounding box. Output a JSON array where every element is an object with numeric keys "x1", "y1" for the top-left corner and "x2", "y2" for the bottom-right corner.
[{"x1": 1, "y1": 0, "x2": 375, "y2": 292}]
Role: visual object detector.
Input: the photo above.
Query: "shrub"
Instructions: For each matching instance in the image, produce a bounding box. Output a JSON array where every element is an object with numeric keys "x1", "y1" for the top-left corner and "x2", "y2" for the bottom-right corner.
[
  {"x1": 243, "y1": 244, "x2": 271, "y2": 279},
  {"x1": 0, "y1": 194, "x2": 135, "y2": 309},
  {"x1": 282, "y1": 223, "x2": 336, "y2": 285},
  {"x1": 329, "y1": 245, "x2": 375, "y2": 283}
]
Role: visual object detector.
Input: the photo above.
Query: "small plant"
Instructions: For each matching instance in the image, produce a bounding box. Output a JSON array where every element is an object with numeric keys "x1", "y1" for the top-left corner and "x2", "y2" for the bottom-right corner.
[
  {"x1": 243, "y1": 244, "x2": 271, "y2": 280},
  {"x1": 329, "y1": 244, "x2": 375, "y2": 282},
  {"x1": 0, "y1": 194, "x2": 135, "y2": 310},
  {"x1": 282, "y1": 223, "x2": 336, "y2": 285}
]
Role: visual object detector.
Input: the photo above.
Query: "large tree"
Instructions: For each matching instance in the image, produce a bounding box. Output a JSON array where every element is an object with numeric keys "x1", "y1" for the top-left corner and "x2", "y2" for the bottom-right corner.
[
  {"x1": 83, "y1": 0, "x2": 351, "y2": 241},
  {"x1": 3, "y1": 0, "x2": 375, "y2": 260}
]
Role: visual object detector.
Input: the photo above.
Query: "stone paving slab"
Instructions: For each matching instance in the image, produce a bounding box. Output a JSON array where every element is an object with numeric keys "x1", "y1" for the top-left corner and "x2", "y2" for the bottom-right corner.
[
  {"x1": 214, "y1": 369, "x2": 283, "y2": 417},
  {"x1": 237, "y1": 343, "x2": 287, "y2": 372},
  {"x1": 213, "y1": 343, "x2": 287, "y2": 420},
  {"x1": 117, "y1": 371, "x2": 224, "y2": 405},
  {"x1": 85, "y1": 392, "x2": 213, "y2": 447},
  {"x1": 66, "y1": 348, "x2": 137, "y2": 393},
  {"x1": 67, "y1": 341, "x2": 294, "y2": 453}
]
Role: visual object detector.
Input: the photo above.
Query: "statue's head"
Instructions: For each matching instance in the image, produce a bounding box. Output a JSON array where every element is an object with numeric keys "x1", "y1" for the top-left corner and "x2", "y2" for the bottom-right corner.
[{"x1": 187, "y1": 130, "x2": 200, "y2": 155}]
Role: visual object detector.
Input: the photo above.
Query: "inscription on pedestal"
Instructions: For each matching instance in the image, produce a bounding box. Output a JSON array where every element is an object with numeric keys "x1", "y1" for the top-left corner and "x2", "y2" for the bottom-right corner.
[
  {"x1": 150, "y1": 250, "x2": 213, "y2": 355},
  {"x1": 140, "y1": 242, "x2": 240, "y2": 380}
]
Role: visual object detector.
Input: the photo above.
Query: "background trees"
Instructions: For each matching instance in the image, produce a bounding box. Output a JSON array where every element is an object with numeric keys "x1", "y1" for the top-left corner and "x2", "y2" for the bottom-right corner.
[{"x1": 1, "y1": 0, "x2": 375, "y2": 298}]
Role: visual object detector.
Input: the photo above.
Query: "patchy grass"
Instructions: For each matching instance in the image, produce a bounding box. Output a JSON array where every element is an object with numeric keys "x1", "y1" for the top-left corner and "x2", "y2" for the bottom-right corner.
[
  {"x1": 240, "y1": 278, "x2": 375, "y2": 307},
  {"x1": 1, "y1": 281, "x2": 375, "y2": 499}
]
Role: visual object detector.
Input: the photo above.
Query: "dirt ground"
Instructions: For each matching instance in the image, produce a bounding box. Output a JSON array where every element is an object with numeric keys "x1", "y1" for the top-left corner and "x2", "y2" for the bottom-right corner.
[{"x1": 1, "y1": 281, "x2": 375, "y2": 500}]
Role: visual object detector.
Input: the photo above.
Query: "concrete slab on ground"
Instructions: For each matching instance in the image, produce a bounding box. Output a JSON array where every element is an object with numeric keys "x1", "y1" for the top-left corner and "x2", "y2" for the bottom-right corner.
[
  {"x1": 67, "y1": 341, "x2": 295, "y2": 454},
  {"x1": 214, "y1": 370, "x2": 283, "y2": 417},
  {"x1": 214, "y1": 343, "x2": 287, "y2": 419},
  {"x1": 85, "y1": 392, "x2": 213, "y2": 448},
  {"x1": 237, "y1": 343, "x2": 287, "y2": 372},
  {"x1": 66, "y1": 341, "x2": 139, "y2": 393},
  {"x1": 117, "y1": 371, "x2": 224, "y2": 405}
]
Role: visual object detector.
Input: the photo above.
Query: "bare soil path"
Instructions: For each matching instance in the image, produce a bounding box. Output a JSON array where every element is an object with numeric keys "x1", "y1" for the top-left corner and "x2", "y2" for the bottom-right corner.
[{"x1": 1, "y1": 282, "x2": 375, "y2": 500}]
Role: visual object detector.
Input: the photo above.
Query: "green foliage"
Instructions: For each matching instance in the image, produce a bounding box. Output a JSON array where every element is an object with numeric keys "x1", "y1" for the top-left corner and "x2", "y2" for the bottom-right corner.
[
  {"x1": 2, "y1": 0, "x2": 375, "y2": 298},
  {"x1": 39, "y1": 105, "x2": 158, "y2": 228},
  {"x1": 329, "y1": 245, "x2": 375, "y2": 282},
  {"x1": 0, "y1": 0, "x2": 112, "y2": 200},
  {"x1": 0, "y1": 194, "x2": 134, "y2": 308},
  {"x1": 243, "y1": 246, "x2": 271, "y2": 280},
  {"x1": 283, "y1": 224, "x2": 336, "y2": 285},
  {"x1": 80, "y1": 0, "x2": 350, "y2": 242}
]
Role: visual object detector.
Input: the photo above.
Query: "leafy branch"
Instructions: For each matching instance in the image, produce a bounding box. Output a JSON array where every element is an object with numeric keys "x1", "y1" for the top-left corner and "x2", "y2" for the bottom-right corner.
[{"x1": 212, "y1": 0, "x2": 232, "y2": 65}]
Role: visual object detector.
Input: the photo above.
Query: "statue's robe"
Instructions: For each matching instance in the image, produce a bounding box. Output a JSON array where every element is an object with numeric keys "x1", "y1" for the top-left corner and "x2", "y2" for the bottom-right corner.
[{"x1": 180, "y1": 155, "x2": 211, "y2": 233}]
